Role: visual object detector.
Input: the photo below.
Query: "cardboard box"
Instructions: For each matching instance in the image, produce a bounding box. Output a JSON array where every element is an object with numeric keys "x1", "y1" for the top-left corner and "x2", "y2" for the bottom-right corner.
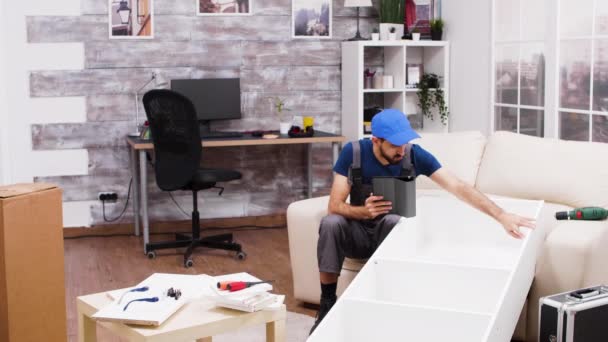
[{"x1": 0, "y1": 183, "x2": 67, "y2": 342}]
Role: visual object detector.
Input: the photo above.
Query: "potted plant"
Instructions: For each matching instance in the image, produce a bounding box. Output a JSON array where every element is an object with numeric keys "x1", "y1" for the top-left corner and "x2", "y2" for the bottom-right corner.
[
  {"x1": 379, "y1": 0, "x2": 404, "y2": 41},
  {"x1": 371, "y1": 27, "x2": 380, "y2": 41},
  {"x1": 430, "y1": 18, "x2": 444, "y2": 41},
  {"x1": 388, "y1": 27, "x2": 397, "y2": 40},
  {"x1": 411, "y1": 27, "x2": 421, "y2": 41},
  {"x1": 271, "y1": 97, "x2": 291, "y2": 134},
  {"x1": 416, "y1": 73, "x2": 449, "y2": 130}
]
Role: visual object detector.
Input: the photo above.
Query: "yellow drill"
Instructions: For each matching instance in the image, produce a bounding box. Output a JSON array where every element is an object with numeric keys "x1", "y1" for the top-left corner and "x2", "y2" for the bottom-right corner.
[{"x1": 555, "y1": 207, "x2": 608, "y2": 220}]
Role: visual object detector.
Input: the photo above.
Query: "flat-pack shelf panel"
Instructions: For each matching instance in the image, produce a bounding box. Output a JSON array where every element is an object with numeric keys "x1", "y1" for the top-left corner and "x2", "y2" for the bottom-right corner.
[
  {"x1": 346, "y1": 259, "x2": 511, "y2": 314},
  {"x1": 309, "y1": 194, "x2": 544, "y2": 342},
  {"x1": 316, "y1": 299, "x2": 493, "y2": 342}
]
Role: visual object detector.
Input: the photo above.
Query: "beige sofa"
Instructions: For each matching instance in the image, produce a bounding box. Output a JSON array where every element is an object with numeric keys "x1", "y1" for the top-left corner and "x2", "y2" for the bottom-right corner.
[{"x1": 287, "y1": 131, "x2": 608, "y2": 342}]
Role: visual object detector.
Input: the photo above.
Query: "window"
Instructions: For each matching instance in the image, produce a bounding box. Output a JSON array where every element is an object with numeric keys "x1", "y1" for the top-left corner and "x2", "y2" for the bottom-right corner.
[
  {"x1": 493, "y1": 0, "x2": 608, "y2": 142},
  {"x1": 558, "y1": 0, "x2": 608, "y2": 142},
  {"x1": 493, "y1": 0, "x2": 546, "y2": 137}
]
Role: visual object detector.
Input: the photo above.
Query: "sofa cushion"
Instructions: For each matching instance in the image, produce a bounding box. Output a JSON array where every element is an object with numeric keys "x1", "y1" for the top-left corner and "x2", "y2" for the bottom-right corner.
[
  {"x1": 286, "y1": 196, "x2": 329, "y2": 304},
  {"x1": 413, "y1": 131, "x2": 486, "y2": 190},
  {"x1": 476, "y1": 131, "x2": 608, "y2": 208}
]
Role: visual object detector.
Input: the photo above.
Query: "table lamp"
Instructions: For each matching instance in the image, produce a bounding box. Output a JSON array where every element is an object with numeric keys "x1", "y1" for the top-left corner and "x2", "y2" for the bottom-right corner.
[
  {"x1": 130, "y1": 72, "x2": 168, "y2": 137},
  {"x1": 344, "y1": 0, "x2": 373, "y2": 41}
]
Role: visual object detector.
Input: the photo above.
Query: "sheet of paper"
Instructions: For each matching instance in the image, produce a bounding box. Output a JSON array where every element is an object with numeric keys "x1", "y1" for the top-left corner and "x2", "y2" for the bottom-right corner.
[{"x1": 93, "y1": 273, "x2": 211, "y2": 326}]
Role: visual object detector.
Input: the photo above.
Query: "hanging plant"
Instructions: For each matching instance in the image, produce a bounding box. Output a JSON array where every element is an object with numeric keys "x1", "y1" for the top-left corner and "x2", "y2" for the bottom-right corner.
[
  {"x1": 434, "y1": 88, "x2": 449, "y2": 125},
  {"x1": 416, "y1": 73, "x2": 449, "y2": 125}
]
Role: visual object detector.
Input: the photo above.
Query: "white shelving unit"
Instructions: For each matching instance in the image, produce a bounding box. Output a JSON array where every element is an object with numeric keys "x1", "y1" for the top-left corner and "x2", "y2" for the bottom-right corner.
[
  {"x1": 341, "y1": 40, "x2": 450, "y2": 141},
  {"x1": 309, "y1": 195, "x2": 545, "y2": 342}
]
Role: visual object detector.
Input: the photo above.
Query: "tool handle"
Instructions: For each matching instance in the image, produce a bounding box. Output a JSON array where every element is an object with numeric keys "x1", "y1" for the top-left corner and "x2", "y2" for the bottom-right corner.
[
  {"x1": 228, "y1": 282, "x2": 247, "y2": 292},
  {"x1": 217, "y1": 281, "x2": 231, "y2": 291}
]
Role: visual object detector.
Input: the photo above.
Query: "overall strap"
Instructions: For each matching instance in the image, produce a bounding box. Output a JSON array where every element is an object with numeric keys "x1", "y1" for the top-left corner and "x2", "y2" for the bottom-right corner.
[
  {"x1": 347, "y1": 140, "x2": 362, "y2": 185},
  {"x1": 352, "y1": 140, "x2": 361, "y2": 169},
  {"x1": 347, "y1": 140, "x2": 369, "y2": 205},
  {"x1": 401, "y1": 144, "x2": 415, "y2": 177}
]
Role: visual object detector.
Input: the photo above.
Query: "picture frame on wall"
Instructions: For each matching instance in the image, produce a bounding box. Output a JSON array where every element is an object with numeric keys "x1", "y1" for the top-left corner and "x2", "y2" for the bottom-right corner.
[
  {"x1": 405, "y1": 0, "x2": 436, "y2": 39},
  {"x1": 197, "y1": 0, "x2": 252, "y2": 15},
  {"x1": 292, "y1": 0, "x2": 332, "y2": 39},
  {"x1": 109, "y1": 0, "x2": 154, "y2": 39}
]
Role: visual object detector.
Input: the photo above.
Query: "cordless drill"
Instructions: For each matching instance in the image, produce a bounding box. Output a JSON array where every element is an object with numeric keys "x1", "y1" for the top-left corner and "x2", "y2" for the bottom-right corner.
[{"x1": 555, "y1": 207, "x2": 608, "y2": 220}]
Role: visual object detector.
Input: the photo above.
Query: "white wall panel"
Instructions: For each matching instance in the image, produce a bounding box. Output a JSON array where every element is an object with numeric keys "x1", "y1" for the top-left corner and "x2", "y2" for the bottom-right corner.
[{"x1": 30, "y1": 150, "x2": 88, "y2": 177}]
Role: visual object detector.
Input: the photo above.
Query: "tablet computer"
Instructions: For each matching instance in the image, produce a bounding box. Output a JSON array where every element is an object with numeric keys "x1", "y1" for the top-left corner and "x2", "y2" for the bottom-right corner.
[{"x1": 372, "y1": 176, "x2": 416, "y2": 217}]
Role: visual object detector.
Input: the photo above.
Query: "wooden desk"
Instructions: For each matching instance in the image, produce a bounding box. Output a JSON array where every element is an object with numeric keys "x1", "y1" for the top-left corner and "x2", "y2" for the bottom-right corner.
[
  {"x1": 77, "y1": 289, "x2": 287, "y2": 342},
  {"x1": 127, "y1": 131, "x2": 345, "y2": 253}
]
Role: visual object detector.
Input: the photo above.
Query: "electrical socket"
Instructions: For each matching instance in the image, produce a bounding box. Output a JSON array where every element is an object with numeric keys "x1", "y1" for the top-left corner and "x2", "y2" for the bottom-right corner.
[{"x1": 98, "y1": 192, "x2": 118, "y2": 202}]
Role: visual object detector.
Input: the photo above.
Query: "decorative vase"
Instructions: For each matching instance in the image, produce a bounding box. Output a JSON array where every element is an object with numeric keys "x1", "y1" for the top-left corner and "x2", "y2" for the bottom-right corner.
[
  {"x1": 365, "y1": 76, "x2": 373, "y2": 89},
  {"x1": 412, "y1": 33, "x2": 421, "y2": 41},
  {"x1": 373, "y1": 74, "x2": 384, "y2": 89},
  {"x1": 431, "y1": 29, "x2": 443, "y2": 41},
  {"x1": 388, "y1": 32, "x2": 397, "y2": 40},
  {"x1": 279, "y1": 122, "x2": 290, "y2": 135},
  {"x1": 382, "y1": 75, "x2": 394, "y2": 89},
  {"x1": 379, "y1": 23, "x2": 403, "y2": 41},
  {"x1": 371, "y1": 33, "x2": 380, "y2": 41}
]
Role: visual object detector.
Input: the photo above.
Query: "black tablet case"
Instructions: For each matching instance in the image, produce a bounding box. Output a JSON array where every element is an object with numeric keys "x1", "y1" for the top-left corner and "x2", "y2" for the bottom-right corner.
[{"x1": 372, "y1": 176, "x2": 416, "y2": 218}]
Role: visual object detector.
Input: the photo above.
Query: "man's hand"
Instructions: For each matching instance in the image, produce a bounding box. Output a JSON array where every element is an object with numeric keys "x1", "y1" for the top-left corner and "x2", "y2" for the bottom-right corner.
[
  {"x1": 364, "y1": 194, "x2": 392, "y2": 219},
  {"x1": 497, "y1": 211, "x2": 536, "y2": 239}
]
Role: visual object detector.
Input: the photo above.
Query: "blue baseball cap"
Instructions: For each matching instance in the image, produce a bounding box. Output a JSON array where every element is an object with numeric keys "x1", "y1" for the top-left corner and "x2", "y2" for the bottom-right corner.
[{"x1": 371, "y1": 109, "x2": 420, "y2": 145}]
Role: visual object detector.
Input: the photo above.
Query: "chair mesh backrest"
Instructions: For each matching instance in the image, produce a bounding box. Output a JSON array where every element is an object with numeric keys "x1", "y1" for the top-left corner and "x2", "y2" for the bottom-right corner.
[{"x1": 142, "y1": 89, "x2": 201, "y2": 191}]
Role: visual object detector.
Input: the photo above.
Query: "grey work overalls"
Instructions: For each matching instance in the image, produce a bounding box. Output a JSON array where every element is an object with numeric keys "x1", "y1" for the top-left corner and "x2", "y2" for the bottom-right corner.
[{"x1": 317, "y1": 140, "x2": 416, "y2": 274}]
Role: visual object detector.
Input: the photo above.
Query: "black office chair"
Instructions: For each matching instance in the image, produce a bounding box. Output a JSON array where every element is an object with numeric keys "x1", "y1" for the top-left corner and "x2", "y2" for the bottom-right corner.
[{"x1": 142, "y1": 89, "x2": 246, "y2": 268}]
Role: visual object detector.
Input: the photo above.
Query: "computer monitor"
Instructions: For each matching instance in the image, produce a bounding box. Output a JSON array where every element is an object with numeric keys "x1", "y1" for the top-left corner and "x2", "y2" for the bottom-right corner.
[{"x1": 170, "y1": 78, "x2": 242, "y2": 132}]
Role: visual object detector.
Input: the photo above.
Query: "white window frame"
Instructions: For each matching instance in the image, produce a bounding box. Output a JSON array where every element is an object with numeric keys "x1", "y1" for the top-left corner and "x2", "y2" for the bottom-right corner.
[
  {"x1": 491, "y1": 0, "x2": 551, "y2": 137},
  {"x1": 556, "y1": 0, "x2": 608, "y2": 142},
  {"x1": 492, "y1": 0, "x2": 608, "y2": 141}
]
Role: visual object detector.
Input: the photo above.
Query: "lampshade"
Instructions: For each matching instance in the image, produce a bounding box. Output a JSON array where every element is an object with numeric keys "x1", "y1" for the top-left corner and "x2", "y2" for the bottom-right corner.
[{"x1": 344, "y1": 0, "x2": 372, "y2": 7}]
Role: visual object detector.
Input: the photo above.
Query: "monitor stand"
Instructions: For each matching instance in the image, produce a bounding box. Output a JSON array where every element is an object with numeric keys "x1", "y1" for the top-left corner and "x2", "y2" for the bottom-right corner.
[
  {"x1": 198, "y1": 120, "x2": 243, "y2": 139},
  {"x1": 199, "y1": 120, "x2": 212, "y2": 135}
]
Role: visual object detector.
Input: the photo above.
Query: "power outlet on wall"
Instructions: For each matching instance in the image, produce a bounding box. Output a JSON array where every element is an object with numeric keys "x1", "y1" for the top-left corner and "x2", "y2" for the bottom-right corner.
[{"x1": 98, "y1": 192, "x2": 118, "y2": 202}]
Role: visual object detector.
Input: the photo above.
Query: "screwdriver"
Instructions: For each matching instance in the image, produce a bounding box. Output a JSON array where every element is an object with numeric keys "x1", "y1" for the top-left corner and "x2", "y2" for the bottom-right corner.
[{"x1": 216, "y1": 280, "x2": 273, "y2": 292}]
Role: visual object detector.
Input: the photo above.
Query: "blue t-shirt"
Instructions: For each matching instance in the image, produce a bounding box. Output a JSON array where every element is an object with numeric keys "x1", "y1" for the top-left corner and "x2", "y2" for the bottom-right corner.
[{"x1": 333, "y1": 139, "x2": 442, "y2": 184}]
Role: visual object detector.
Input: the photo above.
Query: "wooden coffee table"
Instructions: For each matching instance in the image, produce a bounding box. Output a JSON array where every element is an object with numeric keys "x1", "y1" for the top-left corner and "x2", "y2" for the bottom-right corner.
[{"x1": 77, "y1": 289, "x2": 286, "y2": 342}]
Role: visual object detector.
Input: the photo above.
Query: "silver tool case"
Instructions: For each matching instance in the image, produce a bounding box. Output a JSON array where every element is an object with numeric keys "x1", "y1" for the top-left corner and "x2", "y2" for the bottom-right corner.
[{"x1": 539, "y1": 285, "x2": 608, "y2": 341}]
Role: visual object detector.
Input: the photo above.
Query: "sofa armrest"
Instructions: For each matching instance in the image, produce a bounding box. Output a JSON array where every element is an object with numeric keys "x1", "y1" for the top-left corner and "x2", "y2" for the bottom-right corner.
[
  {"x1": 526, "y1": 220, "x2": 608, "y2": 342},
  {"x1": 287, "y1": 196, "x2": 330, "y2": 304}
]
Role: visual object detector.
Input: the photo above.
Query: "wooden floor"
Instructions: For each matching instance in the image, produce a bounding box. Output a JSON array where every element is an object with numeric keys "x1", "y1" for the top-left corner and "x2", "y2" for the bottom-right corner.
[{"x1": 64, "y1": 227, "x2": 317, "y2": 341}]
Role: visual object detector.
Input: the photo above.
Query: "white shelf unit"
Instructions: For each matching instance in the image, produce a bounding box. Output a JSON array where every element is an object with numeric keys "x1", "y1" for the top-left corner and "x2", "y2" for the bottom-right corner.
[
  {"x1": 309, "y1": 195, "x2": 545, "y2": 342},
  {"x1": 341, "y1": 40, "x2": 450, "y2": 142}
]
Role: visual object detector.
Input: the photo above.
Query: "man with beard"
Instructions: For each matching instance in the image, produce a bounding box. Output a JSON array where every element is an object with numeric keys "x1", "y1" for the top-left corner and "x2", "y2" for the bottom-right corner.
[{"x1": 309, "y1": 109, "x2": 536, "y2": 334}]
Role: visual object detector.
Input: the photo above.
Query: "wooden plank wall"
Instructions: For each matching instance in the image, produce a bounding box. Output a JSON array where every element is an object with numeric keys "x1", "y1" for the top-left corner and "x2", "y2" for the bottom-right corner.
[{"x1": 27, "y1": 0, "x2": 380, "y2": 226}]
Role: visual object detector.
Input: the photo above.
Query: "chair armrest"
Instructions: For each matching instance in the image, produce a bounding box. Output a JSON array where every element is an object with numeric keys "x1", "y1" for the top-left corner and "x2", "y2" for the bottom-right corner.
[
  {"x1": 526, "y1": 220, "x2": 608, "y2": 342},
  {"x1": 287, "y1": 196, "x2": 330, "y2": 304}
]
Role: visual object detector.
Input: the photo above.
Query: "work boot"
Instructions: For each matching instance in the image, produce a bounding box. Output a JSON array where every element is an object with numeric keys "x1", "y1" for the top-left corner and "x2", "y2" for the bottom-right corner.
[{"x1": 309, "y1": 295, "x2": 337, "y2": 335}]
